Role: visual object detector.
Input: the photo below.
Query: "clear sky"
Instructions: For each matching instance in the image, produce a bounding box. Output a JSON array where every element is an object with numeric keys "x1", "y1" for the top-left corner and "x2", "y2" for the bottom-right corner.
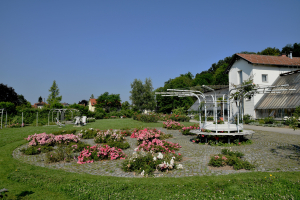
[{"x1": 1, "y1": 0, "x2": 299, "y2": 105}]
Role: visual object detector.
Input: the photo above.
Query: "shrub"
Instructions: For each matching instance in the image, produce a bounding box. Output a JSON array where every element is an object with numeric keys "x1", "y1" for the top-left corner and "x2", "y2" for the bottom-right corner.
[
  {"x1": 207, "y1": 116, "x2": 214, "y2": 121},
  {"x1": 243, "y1": 114, "x2": 253, "y2": 124},
  {"x1": 94, "y1": 129, "x2": 125, "y2": 143},
  {"x1": 133, "y1": 113, "x2": 160, "y2": 123},
  {"x1": 77, "y1": 145, "x2": 126, "y2": 164},
  {"x1": 264, "y1": 117, "x2": 275, "y2": 124},
  {"x1": 122, "y1": 151, "x2": 183, "y2": 175},
  {"x1": 163, "y1": 120, "x2": 184, "y2": 130},
  {"x1": 78, "y1": 128, "x2": 99, "y2": 139},
  {"x1": 107, "y1": 141, "x2": 130, "y2": 149},
  {"x1": 51, "y1": 129, "x2": 77, "y2": 135},
  {"x1": 208, "y1": 149, "x2": 255, "y2": 170},
  {"x1": 180, "y1": 124, "x2": 199, "y2": 135}
]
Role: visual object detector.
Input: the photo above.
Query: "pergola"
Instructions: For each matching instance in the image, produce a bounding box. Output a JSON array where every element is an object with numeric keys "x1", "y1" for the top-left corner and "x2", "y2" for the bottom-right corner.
[
  {"x1": 155, "y1": 84, "x2": 294, "y2": 138},
  {"x1": 47, "y1": 108, "x2": 79, "y2": 126}
]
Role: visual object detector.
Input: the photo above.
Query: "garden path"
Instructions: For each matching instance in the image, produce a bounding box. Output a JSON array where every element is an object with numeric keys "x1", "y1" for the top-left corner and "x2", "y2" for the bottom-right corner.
[{"x1": 13, "y1": 128, "x2": 300, "y2": 177}]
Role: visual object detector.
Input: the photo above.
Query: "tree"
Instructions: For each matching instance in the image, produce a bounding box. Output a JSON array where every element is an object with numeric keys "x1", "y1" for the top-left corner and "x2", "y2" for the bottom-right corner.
[
  {"x1": 130, "y1": 78, "x2": 155, "y2": 112},
  {"x1": 121, "y1": 101, "x2": 130, "y2": 110},
  {"x1": 95, "y1": 92, "x2": 121, "y2": 112},
  {"x1": 47, "y1": 80, "x2": 62, "y2": 107},
  {"x1": 0, "y1": 83, "x2": 19, "y2": 105},
  {"x1": 90, "y1": 94, "x2": 95, "y2": 99},
  {"x1": 78, "y1": 100, "x2": 88, "y2": 106},
  {"x1": 38, "y1": 96, "x2": 43, "y2": 103},
  {"x1": 257, "y1": 47, "x2": 280, "y2": 56},
  {"x1": 281, "y1": 43, "x2": 300, "y2": 57},
  {"x1": 18, "y1": 94, "x2": 28, "y2": 106},
  {"x1": 192, "y1": 72, "x2": 214, "y2": 86}
]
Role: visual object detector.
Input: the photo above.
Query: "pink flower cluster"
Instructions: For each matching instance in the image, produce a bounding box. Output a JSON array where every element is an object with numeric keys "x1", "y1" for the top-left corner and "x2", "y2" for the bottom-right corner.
[
  {"x1": 77, "y1": 145, "x2": 126, "y2": 164},
  {"x1": 180, "y1": 124, "x2": 200, "y2": 134},
  {"x1": 95, "y1": 129, "x2": 124, "y2": 142},
  {"x1": 25, "y1": 132, "x2": 80, "y2": 146},
  {"x1": 163, "y1": 120, "x2": 183, "y2": 130},
  {"x1": 130, "y1": 128, "x2": 162, "y2": 141},
  {"x1": 136, "y1": 138, "x2": 181, "y2": 154}
]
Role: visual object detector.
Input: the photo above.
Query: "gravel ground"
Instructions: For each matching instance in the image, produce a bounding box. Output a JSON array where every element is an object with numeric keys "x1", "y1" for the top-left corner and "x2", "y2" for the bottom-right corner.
[{"x1": 12, "y1": 128, "x2": 300, "y2": 178}]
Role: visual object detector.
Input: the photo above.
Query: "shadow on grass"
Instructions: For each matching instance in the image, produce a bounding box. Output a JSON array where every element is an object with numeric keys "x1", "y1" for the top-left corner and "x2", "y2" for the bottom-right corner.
[{"x1": 16, "y1": 190, "x2": 34, "y2": 199}]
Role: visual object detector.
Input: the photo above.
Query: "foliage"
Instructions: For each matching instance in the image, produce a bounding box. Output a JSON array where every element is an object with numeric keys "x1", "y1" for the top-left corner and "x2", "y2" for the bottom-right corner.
[
  {"x1": 121, "y1": 101, "x2": 130, "y2": 110},
  {"x1": 192, "y1": 134, "x2": 252, "y2": 147},
  {"x1": 159, "y1": 113, "x2": 190, "y2": 122},
  {"x1": 0, "y1": 83, "x2": 20, "y2": 105},
  {"x1": 163, "y1": 120, "x2": 184, "y2": 130},
  {"x1": 38, "y1": 96, "x2": 43, "y2": 103},
  {"x1": 47, "y1": 80, "x2": 62, "y2": 107},
  {"x1": 130, "y1": 78, "x2": 155, "y2": 112},
  {"x1": 243, "y1": 114, "x2": 253, "y2": 124},
  {"x1": 95, "y1": 92, "x2": 121, "y2": 113},
  {"x1": 77, "y1": 145, "x2": 126, "y2": 164},
  {"x1": 171, "y1": 107, "x2": 185, "y2": 115},
  {"x1": 231, "y1": 77, "x2": 256, "y2": 100},
  {"x1": 264, "y1": 117, "x2": 275, "y2": 124},
  {"x1": 208, "y1": 149, "x2": 255, "y2": 170},
  {"x1": 287, "y1": 114, "x2": 299, "y2": 131},
  {"x1": 133, "y1": 113, "x2": 159, "y2": 123},
  {"x1": 281, "y1": 43, "x2": 300, "y2": 57},
  {"x1": 94, "y1": 129, "x2": 125, "y2": 143},
  {"x1": 257, "y1": 47, "x2": 281, "y2": 56},
  {"x1": 122, "y1": 151, "x2": 182, "y2": 175},
  {"x1": 0, "y1": 101, "x2": 16, "y2": 115},
  {"x1": 90, "y1": 94, "x2": 94, "y2": 99},
  {"x1": 180, "y1": 124, "x2": 199, "y2": 135}
]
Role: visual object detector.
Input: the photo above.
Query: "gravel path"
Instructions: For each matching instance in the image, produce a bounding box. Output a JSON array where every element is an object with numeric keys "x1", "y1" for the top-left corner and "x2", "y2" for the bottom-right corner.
[{"x1": 12, "y1": 128, "x2": 300, "y2": 177}]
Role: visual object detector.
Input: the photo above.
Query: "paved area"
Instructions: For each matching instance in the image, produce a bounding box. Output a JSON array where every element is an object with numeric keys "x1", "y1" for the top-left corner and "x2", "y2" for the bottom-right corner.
[
  {"x1": 13, "y1": 127, "x2": 300, "y2": 177},
  {"x1": 244, "y1": 124, "x2": 300, "y2": 135}
]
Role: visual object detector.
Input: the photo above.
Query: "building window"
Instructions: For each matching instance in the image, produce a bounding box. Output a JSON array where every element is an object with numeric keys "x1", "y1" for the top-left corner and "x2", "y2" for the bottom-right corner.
[
  {"x1": 238, "y1": 71, "x2": 243, "y2": 84},
  {"x1": 262, "y1": 74, "x2": 268, "y2": 82}
]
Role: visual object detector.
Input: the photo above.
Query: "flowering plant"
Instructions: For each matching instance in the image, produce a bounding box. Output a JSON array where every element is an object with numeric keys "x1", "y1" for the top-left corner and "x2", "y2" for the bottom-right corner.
[
  {"x1": 77, "y1": 145, "x2": 126, "y2": 164},
  {"x1": 180, "y1": 124, "x2": 199, "y2": 135},
  {"x1": 94, "y1": 129, "x2": 125, "y2": 143},
  {"x1": 163, "y1": 120, "x2": 184, "y2": 130}
]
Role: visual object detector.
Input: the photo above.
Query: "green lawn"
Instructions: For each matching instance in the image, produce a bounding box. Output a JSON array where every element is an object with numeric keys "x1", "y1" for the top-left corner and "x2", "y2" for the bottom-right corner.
[{"x1": 1, "y1": 118, "x2": 299, "y2": 199}]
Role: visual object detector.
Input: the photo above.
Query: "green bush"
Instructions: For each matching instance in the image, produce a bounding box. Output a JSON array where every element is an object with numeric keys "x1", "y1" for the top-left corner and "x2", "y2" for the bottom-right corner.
[
  {"x1": 208, "y1": 149, "x2": 255, "y2": 170},
  {"x1": 264, "y1": 117, "x2": 275, "y2": 124},
  {"x1": 133, "y1": 113, "x2": 159, "y2": 123},
  {"x1": 107, "y1": 141, "x2": 130, "y2": 149},
  {"x1": 51, "y1": 129, "x2": 77, "y2": 135},
  {"x1": 79, "y1": 129, "x2": 99, "y2": 139}
]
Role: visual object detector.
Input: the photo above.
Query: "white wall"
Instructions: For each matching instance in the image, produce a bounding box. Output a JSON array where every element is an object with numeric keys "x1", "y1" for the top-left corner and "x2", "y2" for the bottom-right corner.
[{"x1": 228, "y1": 59, "x2": 292, "y2": 119}]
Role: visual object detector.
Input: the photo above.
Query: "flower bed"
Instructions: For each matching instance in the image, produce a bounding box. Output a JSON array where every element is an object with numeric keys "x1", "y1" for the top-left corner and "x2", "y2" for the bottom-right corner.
[
  {"x1": 125, "y1": 128, "x2": 182, "y2": 175},
  {"x1": 208, "y1": 149, "x2": 255, "y2": 170},
  {"x1": 163, "y1": 120, "x2": 184, "y2": 130},
  {"x1": 77, "y1": 145, "x2": 126, "y2": 164}
]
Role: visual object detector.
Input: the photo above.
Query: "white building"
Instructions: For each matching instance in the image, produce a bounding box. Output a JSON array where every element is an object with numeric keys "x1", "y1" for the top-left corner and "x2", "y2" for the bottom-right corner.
[{"x1": 225, "y1": 53, "x2": 300, "y2": 119}]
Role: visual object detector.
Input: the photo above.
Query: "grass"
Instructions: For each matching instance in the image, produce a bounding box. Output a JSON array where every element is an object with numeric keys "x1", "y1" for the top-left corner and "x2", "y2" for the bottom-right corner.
[{"x1": 1, "y1": 118, "x2": 300, "y2": 199}]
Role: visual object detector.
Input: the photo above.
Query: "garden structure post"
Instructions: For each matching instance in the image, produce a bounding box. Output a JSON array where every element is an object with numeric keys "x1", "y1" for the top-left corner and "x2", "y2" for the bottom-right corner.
[
  {"x1": 203, "y1": 85, "x2": 218, "y2": 134},
  {"x1": 222, "y1": 94, "x2": 225, "y2": 121},
  {"x1": 228, "y1": 137, "x2": 230, "y2": 144},
  {"x1": 36, "y1": 112, "x2": 38, "y2": 127},
  {"x1": 5, "y1": 111, "x2": 7, "y2": 128},
  {"x1": 1, "y1": 109, "x2": 3, "y2": 129}
]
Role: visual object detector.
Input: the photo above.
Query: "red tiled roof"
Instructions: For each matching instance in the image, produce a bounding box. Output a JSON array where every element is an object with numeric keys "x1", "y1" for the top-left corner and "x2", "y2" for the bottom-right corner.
[
  {"x1": 90, "y1": 99, "x2": 97, "y2": 106},
  {"x1": 236, "y1": 54, "x2": 300, "y2": 66},
  {"x1": 225, "y1": 54, "x2": 300, "y2": 73}
]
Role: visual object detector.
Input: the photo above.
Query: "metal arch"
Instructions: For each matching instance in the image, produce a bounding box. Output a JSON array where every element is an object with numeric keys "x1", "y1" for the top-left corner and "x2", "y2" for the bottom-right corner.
[{"x1": 48, "y1": 108, "x2": 79, "y2": 126}]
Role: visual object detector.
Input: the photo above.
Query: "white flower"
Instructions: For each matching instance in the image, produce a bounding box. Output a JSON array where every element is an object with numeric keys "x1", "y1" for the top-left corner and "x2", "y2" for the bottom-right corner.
[
  {"x1": 153, "y1": 156, "x2": 157, "y2": 161},
  {"x1": 157, "y1": 152, "x2": 164, "y2": 159},
  {"x1": 141, "y1": 170, "x2": 145, "y2": 176},
  {"x1": 177, "y1": 164, "x2": 183, "y2": 169},
  {"x1": 89, "y1": 128, "x2": 94, "y2": 130},
  {"x1": 170, "y1": 157, "x2": 175, "y2": 167},
  {"x1": 134, "y1": 147, "x2": 138, "y2": 152}
]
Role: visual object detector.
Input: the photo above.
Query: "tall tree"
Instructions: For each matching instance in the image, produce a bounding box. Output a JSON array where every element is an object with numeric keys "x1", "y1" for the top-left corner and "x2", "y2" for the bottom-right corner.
[
  {"x1": 47, "y1": 80, "x2": 62, "y2": 106},
  {"x1": 38, "y1": 96, "x2": 43, "y2": 103},
  {"x1": 90, "y1": 94, "x2": 95, "y2": 99},
  {"x1": 130, "y1": 78, "x2": 155, "y2": 112},
  {"x1": 0, "y1": 83, "x2": 19, "y2": 105},
  {"x1": 281, "y1": 43, "x2": 300, "y2": 57},
  {"x1": 95, "y1": 92, "x2": 121, "y2": 112}
]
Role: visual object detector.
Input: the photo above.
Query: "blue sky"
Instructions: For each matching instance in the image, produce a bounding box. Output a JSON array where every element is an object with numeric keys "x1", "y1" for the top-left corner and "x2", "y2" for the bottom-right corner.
[{"x1": 1, "y1": 0, "x2": 299, "y2": 105}]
